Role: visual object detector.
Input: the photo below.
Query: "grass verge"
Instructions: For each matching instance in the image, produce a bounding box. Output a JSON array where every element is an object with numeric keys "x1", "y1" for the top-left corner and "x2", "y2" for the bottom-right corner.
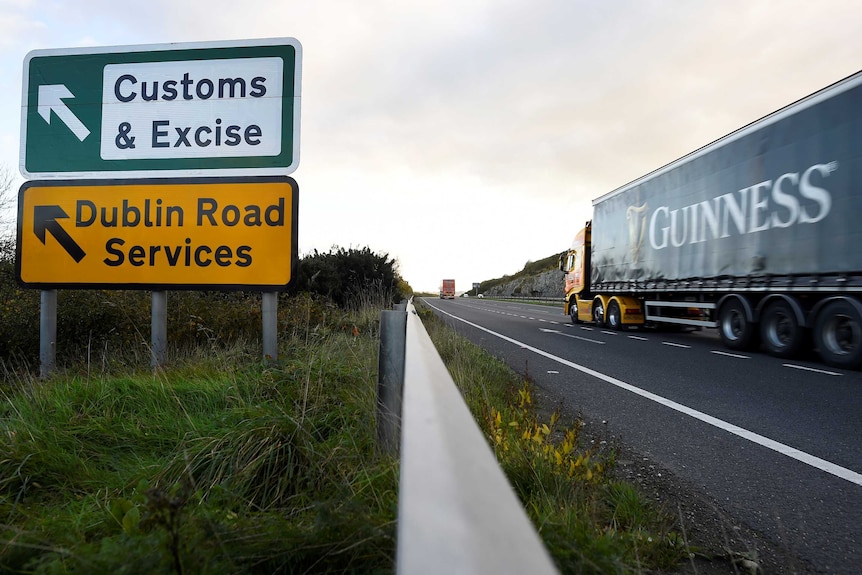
[
  {"x1": 1, "y1": 294, "x2": 690, "y2": 574},
  {"x1": 0, "y1": 296, "x2": 397, "y2": 574}
]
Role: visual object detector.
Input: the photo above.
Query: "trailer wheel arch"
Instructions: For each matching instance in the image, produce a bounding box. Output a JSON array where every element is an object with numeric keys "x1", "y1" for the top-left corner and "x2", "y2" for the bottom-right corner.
[
  {"x1": 717, "y1": 294, "x2": 756, "y2": 322},
  {"x1": 716, "y1": 295, "x2": 759, "y2": 351},
  {"x1": 809, "y1": 296, "x2": 862, "y2": 325},
  {"x1": 758, "y1": 294, "x2": 807, "y2": 328},
  {"x1": 607, "y1": 295, "x2": 643, "y2": 330}
]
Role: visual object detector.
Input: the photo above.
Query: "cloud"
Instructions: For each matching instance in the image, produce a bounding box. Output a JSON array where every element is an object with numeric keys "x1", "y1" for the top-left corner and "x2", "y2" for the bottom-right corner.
[{"x1": 4, "y1": 0, "x2": 862, "y2": 291}]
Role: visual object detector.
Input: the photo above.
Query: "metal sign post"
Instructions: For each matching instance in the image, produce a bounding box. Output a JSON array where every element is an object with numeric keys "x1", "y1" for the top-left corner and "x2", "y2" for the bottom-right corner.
[
  {"x1": 151, "y1": 291, "x2": 167, "y2": 368},
  {"x1": 39, "y1": 289, "x2": 57, "y2": 378},
  {"x1": 262, "y1": 292, "x2": 278, "y2": 362}
]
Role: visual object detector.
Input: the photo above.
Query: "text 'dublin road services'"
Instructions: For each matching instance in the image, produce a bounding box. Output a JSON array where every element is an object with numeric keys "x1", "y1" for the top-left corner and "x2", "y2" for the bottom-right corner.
[{"x1": 16, "y1": 178, "x2": 298, "y2": 290}]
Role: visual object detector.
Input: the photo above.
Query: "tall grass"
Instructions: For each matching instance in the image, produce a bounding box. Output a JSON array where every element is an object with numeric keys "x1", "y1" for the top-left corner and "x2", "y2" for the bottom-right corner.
[{"x1": 0, "y1": 295, "x2": 397, "y2": 574}]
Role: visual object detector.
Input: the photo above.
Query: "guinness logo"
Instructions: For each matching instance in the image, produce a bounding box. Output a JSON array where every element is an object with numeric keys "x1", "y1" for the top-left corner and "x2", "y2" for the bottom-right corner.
[{"x1": 626, "y1": 202, "x2": 648, "y2": 262}]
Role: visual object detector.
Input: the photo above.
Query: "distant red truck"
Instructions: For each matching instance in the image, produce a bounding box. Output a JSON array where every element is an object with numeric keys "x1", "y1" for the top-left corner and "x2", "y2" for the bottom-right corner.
[{"x1": 439, "y1": 279, "x2": 455, "y2": 299}]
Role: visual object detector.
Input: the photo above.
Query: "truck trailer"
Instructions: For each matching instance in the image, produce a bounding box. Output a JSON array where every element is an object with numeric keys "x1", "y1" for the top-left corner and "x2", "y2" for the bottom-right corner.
[
  {"x1": 440, "y1": 279, "x2": 456, "y2": 299},
  {"x1": 560, "y1": 69, "x2": 862, "y2": 369}
]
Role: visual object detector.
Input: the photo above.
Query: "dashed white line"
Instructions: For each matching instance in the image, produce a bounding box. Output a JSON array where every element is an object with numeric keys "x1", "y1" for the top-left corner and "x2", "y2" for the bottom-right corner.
[
  {"x1": 783, "y1": 364, "x2": 842, "y2": 376},
  {"x1": 711, "y1": 350, "x2": 750, "y2": 359},
  {"x1": 628, "y1": 335, "x2": 649, "y2": 341},
  {"x1": 571, "y1": 335, "x2": 605, "y2": 344},
  {"x1": 539, "y1": 328, "x2": 605, "y2": 345},
  {"x1": 662, "y1": 341, "x2": 691, "y2": 349}
]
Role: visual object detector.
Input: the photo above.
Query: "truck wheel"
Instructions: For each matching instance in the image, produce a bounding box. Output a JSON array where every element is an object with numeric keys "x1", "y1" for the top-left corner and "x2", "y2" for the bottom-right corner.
[
  {"x1": 607, "y1": 301, "x2": 622, "y2": 331},
  {"x1": 760, "y1": 300, "x2": 806, "y2": 358},
  {"x1": 569, "y1": 301, "x2": 581, "y2": 324},
  {"x1": 718, "y1": 299, "x2": 758, "y2": 350},
  {"x1": 592, "y1": 298, "x2": 605, "y2": 327},
  {"x1": 814, "y1": 300, "x2": 862, "y2": 369}
]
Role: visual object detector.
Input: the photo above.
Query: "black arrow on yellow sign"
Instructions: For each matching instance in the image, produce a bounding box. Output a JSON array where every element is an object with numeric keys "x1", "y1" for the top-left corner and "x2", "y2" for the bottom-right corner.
[{"x1": 34, "y1": 205, "x2": 86, "y2": 263}]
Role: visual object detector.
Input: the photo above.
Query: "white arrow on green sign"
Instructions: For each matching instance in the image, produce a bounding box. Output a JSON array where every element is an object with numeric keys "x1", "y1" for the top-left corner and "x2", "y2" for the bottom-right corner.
[
  {"x1": 38, "y1": 85, "x2": 91, "y2": 142},
  {"x1": 20, "y1": 38, "x2": 301, "y2": 179}
]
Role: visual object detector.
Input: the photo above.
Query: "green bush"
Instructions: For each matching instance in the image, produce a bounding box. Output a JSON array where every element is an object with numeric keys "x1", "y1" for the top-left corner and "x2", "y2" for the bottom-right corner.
[{"x1": 292, "y1": 246, "x2": 409, "y2": 309}]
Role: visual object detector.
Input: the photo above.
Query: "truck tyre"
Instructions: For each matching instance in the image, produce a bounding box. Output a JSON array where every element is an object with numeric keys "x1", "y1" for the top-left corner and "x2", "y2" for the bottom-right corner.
[
  {"x1": 760, "y1": 300, "x2": 806, "y2": 358},
  {"x1": 569, "y1": 300, "x2": 581, "y2": 324},
  {"x1": 814, "y1": 300, "x2": 862, "y2": 369},
  {"x1": 592, "y1": 298, "x2": 605, "y2": 327},
  {"x1": 607, "y1": 301, "x2": 622, "y2": 331},
  {"x1": 718, "y1": 299, "x2": 758, "y2": 351}
]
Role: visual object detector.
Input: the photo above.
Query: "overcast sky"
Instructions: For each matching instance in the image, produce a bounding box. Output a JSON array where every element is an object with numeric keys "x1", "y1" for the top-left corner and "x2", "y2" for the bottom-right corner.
[{"x1": 3, "y1": 0, "x2": 862, "y2": 293}]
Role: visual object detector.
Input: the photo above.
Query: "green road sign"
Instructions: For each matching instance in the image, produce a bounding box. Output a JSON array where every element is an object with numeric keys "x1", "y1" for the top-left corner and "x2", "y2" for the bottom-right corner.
[{"x1": 21, "y1": 38, "x2": 301, "y2": 179}]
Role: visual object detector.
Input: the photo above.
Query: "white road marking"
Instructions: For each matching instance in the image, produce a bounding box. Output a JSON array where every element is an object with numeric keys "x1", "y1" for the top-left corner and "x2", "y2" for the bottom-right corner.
[
  {"x1": 628, "y1": 335, "x2": 649, "y2": 341},
  {"x1": 711, "y1": 350, "x2": 750, "y2": 359},
  {"x1": 539, "y1": 328, "x2": 605, "y2": 345},
  {"x1": 783, "y1": 364, "x2": 842, "y2": 376},
  {"x1": 662, "y1": 341, "x2": 691, "y2": 348},
  {"x1": 425, "y1": 301, "x2": 862, "y2": 487}
]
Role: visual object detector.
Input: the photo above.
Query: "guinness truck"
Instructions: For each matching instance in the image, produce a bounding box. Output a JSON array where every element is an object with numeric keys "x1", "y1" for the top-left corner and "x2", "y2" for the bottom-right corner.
[{"x1": 560, "y1": 70, "x2": 862, "y2": 369}]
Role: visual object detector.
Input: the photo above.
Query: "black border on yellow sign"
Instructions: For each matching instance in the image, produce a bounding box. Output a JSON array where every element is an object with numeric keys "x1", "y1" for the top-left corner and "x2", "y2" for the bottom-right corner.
[{"x1": 15, "y1": 176, "x2": 298, "y2": 292}]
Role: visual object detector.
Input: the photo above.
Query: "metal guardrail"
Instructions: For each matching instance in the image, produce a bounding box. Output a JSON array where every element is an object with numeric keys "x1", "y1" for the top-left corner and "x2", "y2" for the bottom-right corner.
[{"x1": 379, "y1": 300, "x2": 558, "y2": 575}]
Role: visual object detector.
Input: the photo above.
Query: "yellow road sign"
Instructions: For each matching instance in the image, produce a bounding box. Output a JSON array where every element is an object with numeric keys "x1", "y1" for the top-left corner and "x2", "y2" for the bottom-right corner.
[{"x1": 16, "y1": 177, "x2": 297, "y2": 290}]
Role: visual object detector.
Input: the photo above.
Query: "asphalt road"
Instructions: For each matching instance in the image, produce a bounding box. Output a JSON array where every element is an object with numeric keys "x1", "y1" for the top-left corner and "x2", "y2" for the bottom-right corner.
[{"x1": 421, "y1": 297, "x2": 862, "y2": 574}]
